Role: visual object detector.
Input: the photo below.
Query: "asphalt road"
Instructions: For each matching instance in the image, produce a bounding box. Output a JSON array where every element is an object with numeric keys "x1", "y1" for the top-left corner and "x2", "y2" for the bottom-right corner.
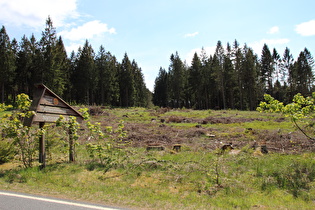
[{"x1": 0, "y1": 191, "x2": 127, "y2": 210}]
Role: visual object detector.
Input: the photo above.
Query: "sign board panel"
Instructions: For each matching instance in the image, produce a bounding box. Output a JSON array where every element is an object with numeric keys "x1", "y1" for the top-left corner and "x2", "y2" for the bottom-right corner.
[{"x1": 24, "y1": 84, "x2": 83, "y2": 126}]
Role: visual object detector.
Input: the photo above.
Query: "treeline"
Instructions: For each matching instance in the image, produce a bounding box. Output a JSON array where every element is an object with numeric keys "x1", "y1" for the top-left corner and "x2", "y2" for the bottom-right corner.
[
  {"x1": 0, "y1": 17, "x2": 152, "y2": 107},
  {"x1": 153, "y1": 41, "x2": 314, "y2": 110},
  {"x1": 1, "y1": 17, "x2": 314, "y2": 110}
]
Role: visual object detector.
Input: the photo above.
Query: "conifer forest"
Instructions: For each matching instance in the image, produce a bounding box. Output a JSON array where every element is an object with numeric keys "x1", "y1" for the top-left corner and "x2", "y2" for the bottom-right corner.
[{"x1": 0, "y1": 17, "x2": 314, "y2": 110}]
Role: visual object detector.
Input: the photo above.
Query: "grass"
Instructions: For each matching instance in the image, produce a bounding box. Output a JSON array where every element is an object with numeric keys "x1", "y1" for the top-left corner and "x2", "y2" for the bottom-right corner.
[
  {"x1": 1, "y1": 108, "x2": 315, "y2": 209},
  {"x1": 1, "y1": 151, "x2": 315, "y2": 209}
]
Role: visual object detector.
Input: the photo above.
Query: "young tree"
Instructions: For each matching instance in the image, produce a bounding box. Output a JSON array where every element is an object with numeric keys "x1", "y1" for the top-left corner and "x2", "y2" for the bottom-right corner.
[{"x1": 258, "y1": 92, "x2": 315, "y2": 142}]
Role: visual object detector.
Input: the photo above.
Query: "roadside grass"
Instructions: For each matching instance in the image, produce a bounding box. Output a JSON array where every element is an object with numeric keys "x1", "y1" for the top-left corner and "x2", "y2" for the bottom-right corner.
[
  {"x1": 1, "y1": 108, "x2": 315, "y2": 209},
  {"x1": 1, "y1": 149, "x2": 315, "y2": 209}
]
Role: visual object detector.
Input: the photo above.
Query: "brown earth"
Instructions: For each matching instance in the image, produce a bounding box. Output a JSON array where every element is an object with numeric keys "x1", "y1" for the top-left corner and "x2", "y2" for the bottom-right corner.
[{"x1": 88, "y1": 107, "x2": 315, "y2": 154}]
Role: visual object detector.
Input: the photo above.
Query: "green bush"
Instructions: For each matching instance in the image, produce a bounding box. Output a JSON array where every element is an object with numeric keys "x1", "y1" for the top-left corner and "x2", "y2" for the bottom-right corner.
[{"x1": 0, "y1": 140, "x2": 15, "y2": 164}]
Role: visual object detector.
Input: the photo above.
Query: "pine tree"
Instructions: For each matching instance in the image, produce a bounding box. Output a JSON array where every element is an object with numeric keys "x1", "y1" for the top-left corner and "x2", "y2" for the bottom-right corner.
[
  {"x1": 40, "y1": 16, "x2": 57, "y2": 87},
  {"x1": 28, "y1": 34, "x2": 42, "y2": 95},
  {"x1": 260, "y1": 43, "x2": 273, "y2": 94},
  {"x1": 242, "y1": 46, "x2": 258, "y2": 110},
  {"x1": 200, "y1": 55, "x2": 215, "y2": 109},
  {"x1": 168, "y1": 52, "x2": 186, "y2": 108},
  {"x1": 224, "y1": 53, "x2": 237, "y2": 109},
  {"x1": 232, "y1": 40, "x2": 244, "y2": 109},
  {"x1": 51, "y1": 36, "x2": 70, "y2": 96},
  {"x1": 153, "y1": 67, "x2": 169, "y2": 107},
  {"x1": 119, "y1": 53, "x2": 134, "y2": 107},
  {"x1": 95, "y1": 46, "x2": 119, "y2": 105},
  {"x1": 292, "y1": 49, "x2": 314, "y2": 95},
  {"x1": 15, "y1": 35, "x2": 32, "y2": 95},
  {"x1": 0, "y1": 26, "x2": 16, "y2": 103},
  {"x1": 72, "y1": 40, "x2": 95, "y2": 104},
  {"x1": 280, "y1": 47, "x2": 294, "y2": 101},
  {"x1": 132, "y1": 60, "x2": 147, "y2": 107},
  {"x1": 188, "y1": 52, "x2": 202, "y2": 108},
  {"x1": 213, "y1": 41, "x2": 226, "y2": 109},
  {"x1": 281, "y1": 47, "x2": 293, "y2": 83}
]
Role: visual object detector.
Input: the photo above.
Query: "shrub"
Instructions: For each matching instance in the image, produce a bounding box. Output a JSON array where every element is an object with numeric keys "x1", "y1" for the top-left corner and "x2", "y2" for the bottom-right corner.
[{"x1": 0, "y1": 140, "x2": 15, "y2": 164}]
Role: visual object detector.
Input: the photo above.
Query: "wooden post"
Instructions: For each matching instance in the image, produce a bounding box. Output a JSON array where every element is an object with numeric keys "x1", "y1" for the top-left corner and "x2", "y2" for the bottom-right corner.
[
  {"x1": 24, "y1": 84, "x2": 84, "y2": 166},
  {"x1": 39, "y1": 122, "x2": 46, "y2": 169},
  {"x1": 69, "y1": 129, "x2": 75, "y2": 162}
]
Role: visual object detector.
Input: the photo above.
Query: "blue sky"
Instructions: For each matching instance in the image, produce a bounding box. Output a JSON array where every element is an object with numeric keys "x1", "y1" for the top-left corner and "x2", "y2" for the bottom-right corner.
[{"x1": 1, "y1": 0, "x2": 315, "y2": 91}]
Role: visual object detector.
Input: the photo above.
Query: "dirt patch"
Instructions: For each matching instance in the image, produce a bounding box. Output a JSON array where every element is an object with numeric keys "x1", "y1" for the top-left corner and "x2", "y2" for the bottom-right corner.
[{"x1": 93, "y1": 109, "x2": 315, "y2": 154}]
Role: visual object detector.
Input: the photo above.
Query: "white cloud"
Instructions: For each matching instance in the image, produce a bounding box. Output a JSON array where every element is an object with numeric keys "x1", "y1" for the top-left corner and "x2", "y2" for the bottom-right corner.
[
  {"x1": 184, "y1": 32, "x2": 199, "y2": 38},
  {"x1": 295, "y1": 20, "x2": 315, "y2": 36},
  {"x1": 0, "y1": 0, "x2": 78, "y2": 29},
  {"x1": 267, "y1": 26, "x2": 279, "y2": 34},
  {"x1": 59, "y1": 20, "x2": 116, "y2": 42},
  {"x1": 249, "y1": 38, "x2": 290, "y2": 55}
]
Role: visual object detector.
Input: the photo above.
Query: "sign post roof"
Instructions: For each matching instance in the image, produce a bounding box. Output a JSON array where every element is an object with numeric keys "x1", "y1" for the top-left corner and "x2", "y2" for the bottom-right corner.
[{"x1": 24, "y1": 84, "x2": 84, "y2": 126}]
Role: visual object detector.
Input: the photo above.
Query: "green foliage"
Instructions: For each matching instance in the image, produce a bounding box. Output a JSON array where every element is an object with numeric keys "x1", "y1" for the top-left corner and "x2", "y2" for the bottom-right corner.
[
  {"x1": 56, "y1": 115, "x2": 80, "y2": 162},
  {"x1": 258, "y1": 92, "x2": 315, "y2": 140},
  {"x1": 77, "y1": 107, "x2": 128, "y2": 168},
  {"x1": 0, "y1": 94, "x2": 44, "y2": 168},
  {"x1": 0, "y1": 140, "x2": 15, "y2": 164},
  {"x1": 0, "y1": 26, "x2": 16, "y2": 103}
]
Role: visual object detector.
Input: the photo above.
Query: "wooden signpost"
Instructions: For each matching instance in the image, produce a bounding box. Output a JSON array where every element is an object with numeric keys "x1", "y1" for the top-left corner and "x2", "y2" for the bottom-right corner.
[{"x1": 24, "y1": 84, "x2": 83, "y2": 169}]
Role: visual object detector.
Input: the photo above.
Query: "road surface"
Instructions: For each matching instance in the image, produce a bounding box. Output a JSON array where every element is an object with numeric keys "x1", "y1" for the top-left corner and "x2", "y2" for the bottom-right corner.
[{"x1": 0, "y1": 190, "x2": 127, "y2": 210}]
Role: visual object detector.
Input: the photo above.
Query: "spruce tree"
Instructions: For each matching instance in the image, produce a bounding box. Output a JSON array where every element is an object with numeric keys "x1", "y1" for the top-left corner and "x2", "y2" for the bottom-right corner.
[
  {"x1": 153, "y1": 67, "x2": 169, "y2": 107},
  {"x1": 242, "y1": 47, "x2": 258, "y2": 110},
  {"x1": 119, "y1": 53, "x2": 134, "y2": 107},
  {"x1": 213, "y1": 41, "x2": 226, "y2": 109},
  {"x1": 260, "y1": 43, "x2": 273, "y2": 94},
  {"x1": 51, "y1": 36, "x2": 70, "y2": 97},
  {"x1": 15, "y1": 35, "x2": 32, "y2": 95},
  {"x1": 0, "y1": 26, "x2": 16, "y2": 103},
  {"x1": 168, "y1": 52, "x2": 186, "y2": 108},
  {"x1": 72, "y1": 40, "x2": 95, "y2": 104},
  {"x1": 40, "y1": 16, "x2": 57, "y2": 87},
  {"x1": 188, "y1": 52, "x2": 202, "y2": 108}
]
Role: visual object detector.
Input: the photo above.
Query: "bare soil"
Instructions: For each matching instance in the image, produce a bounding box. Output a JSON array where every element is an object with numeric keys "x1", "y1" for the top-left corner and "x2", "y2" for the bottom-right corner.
[{"x1": 88, "y1": 108, "x2": 315, "y2": 154}]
